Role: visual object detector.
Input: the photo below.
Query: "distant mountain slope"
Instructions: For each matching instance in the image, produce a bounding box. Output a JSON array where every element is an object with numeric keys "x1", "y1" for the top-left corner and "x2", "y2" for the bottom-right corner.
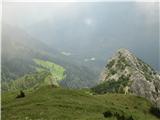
[
  {"x1": 2, "y1": 59, "x2": 66, "y2": 91},
  {"x1": 2, "y1": 86, "x2": 159, "y2": 120},
  {"x1": 2, "y1": 24, "x2": 98, "y2": 89},
  {"x1": 2, "y1": 24, "x2": 54, "y2": 82},
  {"x1": 34, "y1": 59, "x2": 66, "y2": 85},
  {"x1": 2, "y1": 71, "x2": 49, "y2": 91},
  {"x1": 92, "y1": 48, "x2": 160, "y2": 109}
]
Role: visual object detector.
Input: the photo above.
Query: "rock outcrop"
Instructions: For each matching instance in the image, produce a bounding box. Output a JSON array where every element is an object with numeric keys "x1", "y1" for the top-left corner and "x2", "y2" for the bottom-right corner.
[{"x1": 99, "y1": 48, "x2": 160, "y2": 108}]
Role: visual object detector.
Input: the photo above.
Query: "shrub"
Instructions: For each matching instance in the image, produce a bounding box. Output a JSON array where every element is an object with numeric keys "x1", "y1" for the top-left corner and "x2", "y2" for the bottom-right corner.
[
  {"x1": 150, "y1": 106, "x2": 160, "y2": 118},
  {"x1": 106, "y1": 60, "x2": 115, "y2": 69},
  {"x1": 110, "y1": 69, "x2": 116, "y2": 75},
  {"x1": 16, "y1": 90, "x2": 25, "y2": 98},
  {"x1": 91, "y1": 76, "x2": 129, "y2": 94},
  {"x1": 103, "y1": 111, "x2": 134, "y2": 120},
  {"x1": 103, "y1": 111, "x2": 113, "y2": 118}
]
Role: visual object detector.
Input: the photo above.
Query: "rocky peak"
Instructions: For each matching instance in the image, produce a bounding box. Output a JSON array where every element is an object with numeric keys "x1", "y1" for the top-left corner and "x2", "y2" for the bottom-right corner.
[
  {"x1": 117, "y1": 48, "x2": 134, "y2": 57},
  {"x1": 99, "y1": 48, "x2": 160, "y2": 109},
  {"x1": 102, "y1": 48, "x2": 156, "y2": 82}
]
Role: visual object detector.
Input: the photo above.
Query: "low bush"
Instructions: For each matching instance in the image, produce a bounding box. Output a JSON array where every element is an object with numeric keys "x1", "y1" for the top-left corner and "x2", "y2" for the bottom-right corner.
[{"x1": 150, "y1": 106, "x2": 160, "y2": 118}]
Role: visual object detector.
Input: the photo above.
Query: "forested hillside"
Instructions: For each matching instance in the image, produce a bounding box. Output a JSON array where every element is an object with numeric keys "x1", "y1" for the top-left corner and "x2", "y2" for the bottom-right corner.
[{"x1": 2, "y1": 24, "x2": 98, "y2": 90}]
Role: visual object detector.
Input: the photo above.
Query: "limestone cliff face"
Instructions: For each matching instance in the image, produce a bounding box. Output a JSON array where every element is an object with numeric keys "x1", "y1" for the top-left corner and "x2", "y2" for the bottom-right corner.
[{"x1": 100, "y1": 48, "x2": 160, "y2": 108}]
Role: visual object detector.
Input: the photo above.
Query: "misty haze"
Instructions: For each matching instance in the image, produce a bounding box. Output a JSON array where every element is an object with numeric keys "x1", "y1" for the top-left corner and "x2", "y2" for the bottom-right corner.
[{"x1": 1, "y1": 1, "x2": 160, "y2": 120}]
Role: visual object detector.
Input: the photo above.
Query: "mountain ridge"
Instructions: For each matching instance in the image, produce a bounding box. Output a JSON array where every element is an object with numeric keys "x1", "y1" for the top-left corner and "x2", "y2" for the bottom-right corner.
[{"x1": 93, "y1": 48, "x2": 160, "y2": 109}]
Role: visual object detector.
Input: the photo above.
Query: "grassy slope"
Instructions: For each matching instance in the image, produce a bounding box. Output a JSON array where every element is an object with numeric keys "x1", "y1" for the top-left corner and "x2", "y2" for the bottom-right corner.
[
  {"x1": 2, "y1": 59, "x2": 66, "y2": 91},
  {"x1": 33, "y1": 59, "x2": 66, "y2": 86},
  {"x1": 34, "y1": 59, "x2": 65, "y2": 80},
  {"x1": 2, "y1": 86, "x2": 159, "y2": 120}
]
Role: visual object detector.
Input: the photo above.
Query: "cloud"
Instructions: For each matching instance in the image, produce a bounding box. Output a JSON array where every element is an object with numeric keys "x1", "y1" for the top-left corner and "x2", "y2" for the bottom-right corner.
[
  {"x1": 61, "y1": 51, "x2": 72, "y2": 56},
  {"x1": 90, "y1": 57, "x2": 95, "y2": 61},
  {"x1": 84, "y1": 18, "x2": 93, "y2": 26},
  {"x1": 3, "y1": 0, "x2": 158, "y2": 2},
  {"x1": 134, "y1": 2, "x2": 159, "y2": 25},
  {"x1": 84, "y1": 57, "x2": 96, "y2": 62},
  {"x1": 2, "y1": 2, "x2": 78, "y2": 28}
]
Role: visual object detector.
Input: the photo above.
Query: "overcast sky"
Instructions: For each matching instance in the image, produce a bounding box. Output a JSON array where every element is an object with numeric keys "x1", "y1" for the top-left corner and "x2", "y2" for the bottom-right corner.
[
  {"x1": 2, "y1": 0, "x2": 159, "y2": 2},
  {"x1": 3, "y1": 1, "x2": 158, "y2": 28},
  {"x1": 2, "y1": 1, "x2": 159, "y2": 70}
]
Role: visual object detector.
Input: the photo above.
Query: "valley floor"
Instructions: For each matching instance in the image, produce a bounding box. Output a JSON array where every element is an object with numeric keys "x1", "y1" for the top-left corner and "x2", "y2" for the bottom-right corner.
[{"x1": 2, "y1": 86, "x2": 159, "y2": 120}]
